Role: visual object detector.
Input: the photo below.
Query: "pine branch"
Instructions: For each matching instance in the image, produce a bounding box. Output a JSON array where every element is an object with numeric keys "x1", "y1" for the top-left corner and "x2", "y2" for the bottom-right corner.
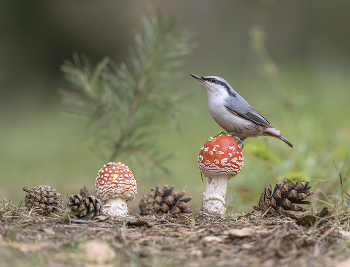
[
  {"x1": 109, "y1": 23, "x2": 174, "y2": 160},
  {"x1": 60, "y1": 10, "x2": 194, "y2": 170}
]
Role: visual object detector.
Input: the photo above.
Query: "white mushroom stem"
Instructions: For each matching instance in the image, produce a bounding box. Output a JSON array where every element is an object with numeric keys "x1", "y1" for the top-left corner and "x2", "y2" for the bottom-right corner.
[
  {"x1": 102, "y1": 198, "x2": 128, "y2": 217},
  {"x1": 200, "y1": 175, "x2": 229, "y2": 217}
]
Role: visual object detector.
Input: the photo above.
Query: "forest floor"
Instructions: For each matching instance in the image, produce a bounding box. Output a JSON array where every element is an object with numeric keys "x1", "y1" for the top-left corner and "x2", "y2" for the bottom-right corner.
[{"x1": 1, "y1": 195, "x2": 350, "y2": 267}]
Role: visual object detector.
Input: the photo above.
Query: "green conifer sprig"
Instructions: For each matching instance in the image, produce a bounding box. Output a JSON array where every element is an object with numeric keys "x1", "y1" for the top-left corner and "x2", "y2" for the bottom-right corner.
[{"x1": 60, "y1": 11, "x2": 194, "y2": 169}]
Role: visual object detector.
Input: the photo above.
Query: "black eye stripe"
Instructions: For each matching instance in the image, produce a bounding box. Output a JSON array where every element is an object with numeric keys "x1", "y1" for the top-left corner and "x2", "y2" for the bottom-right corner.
[
  {"x1": 203, "y1": 77, "x2": 236, "y2": 98},
  {"x1": 203, "y1": 77, "x2": 217, "y2": 83}
]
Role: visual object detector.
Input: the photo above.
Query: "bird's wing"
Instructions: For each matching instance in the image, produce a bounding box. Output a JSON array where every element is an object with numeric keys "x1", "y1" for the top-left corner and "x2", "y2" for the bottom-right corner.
[{"x1": 225, "y1": 105, "x2": 270, "y2": 127}]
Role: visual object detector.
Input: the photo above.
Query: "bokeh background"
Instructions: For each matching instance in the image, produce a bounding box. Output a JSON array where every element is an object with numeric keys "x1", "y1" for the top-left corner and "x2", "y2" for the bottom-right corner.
[{"x1": 1, "y1": 1, "x2": 350, "y2": 214}]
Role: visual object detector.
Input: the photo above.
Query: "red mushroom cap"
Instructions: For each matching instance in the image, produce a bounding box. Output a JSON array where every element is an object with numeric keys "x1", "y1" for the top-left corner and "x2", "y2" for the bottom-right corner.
[
  {"x1": 95, "y1": 162, "x2": 137, "y2": 202},
  {"x1": 198, "y1": 134, "x2": 244, "y2": 179}
]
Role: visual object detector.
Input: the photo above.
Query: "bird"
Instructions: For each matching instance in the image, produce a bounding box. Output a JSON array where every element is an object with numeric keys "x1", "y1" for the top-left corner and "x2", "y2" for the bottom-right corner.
[{"x1": 190, "y1": 73, "x2": 293, "y2": 148}]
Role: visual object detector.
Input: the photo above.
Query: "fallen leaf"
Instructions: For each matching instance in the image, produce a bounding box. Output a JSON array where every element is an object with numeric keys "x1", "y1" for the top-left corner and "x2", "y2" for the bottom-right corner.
[
  {"x1": 242, "y1": 243, "x2": 254, "y2": 249},
  {"x1": 189, "y1": 249, "x2": 203, "y2": 257},
  {"x1": 224, "y1": 227, "x2": 255, "y2": 238},
  {"x1": 339, "y1": 230, "x2": 350, "y2": 238},
  {"x1": 296, "y1": 215, "x2": 317, "y2": 226},
  {"x1": 255, "y1": 229, "x2": 270, "y2": 235},
  {"x1": 203, "y1": 236, "x2": 222, "y2": 243},
  {"x1": 11, "y1": 242, "x2": 43, "y2": 253},
  {"x1": 335, "y1": 259, "x2": 350, "y2": 267},
  {"x1": 43, "y1": 228, "x2": 55, "y2": 235},
  {"x1": 125, "y1": 232, "x2": 142, "y2": 239},
  {"x1": 171, "y1": 214, "x2": 188, "y2": 223},
  {"x1": 79, "y1": 240, "x2": 116, "y2": 264}
]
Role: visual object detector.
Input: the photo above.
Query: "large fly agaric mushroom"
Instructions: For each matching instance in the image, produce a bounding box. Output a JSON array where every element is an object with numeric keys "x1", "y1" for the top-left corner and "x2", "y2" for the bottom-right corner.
[
  {"x1": 197, "y1": 134, "x2": 244, "y2": 220},
  {"x1": 95, "y1": 162, "x2": 137, "y2": 217}
]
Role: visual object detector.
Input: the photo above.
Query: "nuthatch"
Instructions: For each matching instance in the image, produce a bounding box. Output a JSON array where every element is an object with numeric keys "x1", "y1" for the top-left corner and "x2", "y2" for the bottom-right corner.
[{"x1": 190, "y1": 73, "x2": 293, "y2": 148}]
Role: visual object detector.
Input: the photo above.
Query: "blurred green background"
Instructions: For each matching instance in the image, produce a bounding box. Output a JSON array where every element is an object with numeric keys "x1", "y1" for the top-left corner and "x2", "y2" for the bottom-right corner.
[{"x1": 1, "y1": 1, "x2": 350, "y2": 214}]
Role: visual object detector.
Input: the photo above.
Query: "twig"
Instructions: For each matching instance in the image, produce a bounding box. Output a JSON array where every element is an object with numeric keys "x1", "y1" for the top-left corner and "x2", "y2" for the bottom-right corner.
[
  {"x1": 317, "y1": 227, "x2": 334, "y2": 243},
  {"x1": 314, "y1": 176, "x2": 350, "y2": 184},
  {"x1": 0, "y1": 194, "x2": 28, "y2": 220},
  {"x1": 261, "y1": 206, "x2": 273, "y2": 218},
  {"x1": 71, "y1": 219, "x2": 89, "y2": 224},
  {"x1": 333, "y1": 161, "x2": 350, "y2": 199}
]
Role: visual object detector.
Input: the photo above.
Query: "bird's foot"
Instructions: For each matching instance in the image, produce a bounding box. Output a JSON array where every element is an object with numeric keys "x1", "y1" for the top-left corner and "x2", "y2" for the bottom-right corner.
[
  {"x1": 213, "y1": 131, "x2": 244, "y2": 150},
  {"x1": 214, "y1": 131, "x2": 227, "y2": 138},
  {"x1": 227, "y1": 134, "x2": 244, "y2": 150},
  {"x1": 237, "y1": 138, "x2": 244, "y2": 150}
]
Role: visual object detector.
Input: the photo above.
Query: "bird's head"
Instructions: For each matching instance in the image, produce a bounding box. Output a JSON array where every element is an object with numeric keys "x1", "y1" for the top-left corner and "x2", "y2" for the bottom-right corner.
[{"x1": 189, "y1": 73, "x2": 236, "y2": 98}]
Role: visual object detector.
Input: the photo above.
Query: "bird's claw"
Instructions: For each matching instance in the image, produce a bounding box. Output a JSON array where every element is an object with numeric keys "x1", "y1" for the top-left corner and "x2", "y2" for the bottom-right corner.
[
  {"x1": 213, "y1": 131, "x2": 244, "y2": 150},
  {"x1": 214, "y1": 131, "x2": 226, "y2": 138},
  {"x1": 228, "y1": 134, "x2": 244, "y2": 150},
  {"x1": 237, "y1": 138, "x2": 244, "y2": 150}
]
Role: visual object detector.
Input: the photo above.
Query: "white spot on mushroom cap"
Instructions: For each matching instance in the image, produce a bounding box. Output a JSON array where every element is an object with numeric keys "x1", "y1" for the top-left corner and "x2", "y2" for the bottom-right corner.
[
  {"x1": 228, "y1": 146, "x2": 235, "y2": 151},
  {"x1": 204, "y1": 147, "x2": 209, "y2": 152},
  {"x1": 209, "y1": 151, "x2": 213, "y2": 155},
  {"x1": 221, "y1": 158, "x2": 229, "y2": 166},
  {"x1": 205, "y1": 160, "x2": 210, "y2": 165},
  {"x1": 218, "y1": 151, "x2": 224, "y2": 155}
]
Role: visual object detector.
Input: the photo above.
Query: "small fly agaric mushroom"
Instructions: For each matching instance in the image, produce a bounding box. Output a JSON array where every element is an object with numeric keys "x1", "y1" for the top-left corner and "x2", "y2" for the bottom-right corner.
[
  {"x1": 197, "y1": 134, "x2": 244, "y2": 220},
  {"x1": 95, "y1": 162, "x2": 137, "y2": 217}
]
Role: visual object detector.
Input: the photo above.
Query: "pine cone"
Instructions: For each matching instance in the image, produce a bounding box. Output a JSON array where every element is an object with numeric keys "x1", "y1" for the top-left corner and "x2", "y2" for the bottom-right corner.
[
  {"x1": 139, "y1": 184, "x2": 193, "y2": 216},
  {"x1": 68, "y1": 186, "x2": 101, "y2": 218},
  {"x1": 23, "y1": 185, "x2": 63, "y2": 215},
  {"x1": 254, "y1": 180, "x2": 313, "y2": 214}
]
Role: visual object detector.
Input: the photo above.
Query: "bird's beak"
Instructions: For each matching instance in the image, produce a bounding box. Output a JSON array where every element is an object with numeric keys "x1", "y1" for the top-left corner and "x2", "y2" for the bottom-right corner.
[{"x1": 190, "y1": 73, "x2": 204, "y2": 83}]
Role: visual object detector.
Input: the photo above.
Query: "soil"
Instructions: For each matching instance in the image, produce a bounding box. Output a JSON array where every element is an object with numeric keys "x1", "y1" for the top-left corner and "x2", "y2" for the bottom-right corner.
[{"x1": 1, "y1": 195, "x2": 350, "y2": 267}]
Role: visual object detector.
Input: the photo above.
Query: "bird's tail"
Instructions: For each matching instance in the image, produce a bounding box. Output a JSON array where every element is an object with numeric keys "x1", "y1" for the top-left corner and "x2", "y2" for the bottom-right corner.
[{"x1": 263, "y1": 126, "x2": 294, "y2": 148}]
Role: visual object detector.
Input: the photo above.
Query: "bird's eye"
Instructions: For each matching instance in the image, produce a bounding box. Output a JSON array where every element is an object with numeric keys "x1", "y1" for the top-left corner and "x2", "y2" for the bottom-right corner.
[{"x1": 211, "y1": 78, "x2": 216, "y2": 83}]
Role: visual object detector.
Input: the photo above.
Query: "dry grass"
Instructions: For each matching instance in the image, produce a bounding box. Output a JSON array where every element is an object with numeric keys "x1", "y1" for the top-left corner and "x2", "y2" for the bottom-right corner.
[{"x1": 1, "y1": 194, "x2": 350, "y2": 267}]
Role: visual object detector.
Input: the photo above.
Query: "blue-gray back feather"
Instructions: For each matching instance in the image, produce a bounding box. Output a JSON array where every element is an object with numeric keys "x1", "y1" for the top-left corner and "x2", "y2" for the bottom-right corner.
[{"x1": 224, "y1": 96, "x2": 270, "y2": 127}]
